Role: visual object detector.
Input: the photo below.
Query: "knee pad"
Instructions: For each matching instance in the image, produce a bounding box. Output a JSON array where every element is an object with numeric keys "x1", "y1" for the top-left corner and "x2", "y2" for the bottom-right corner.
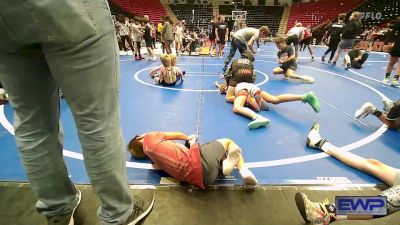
[{"x1": 380, "y1": 185, "x2": 400, "y2": 215}]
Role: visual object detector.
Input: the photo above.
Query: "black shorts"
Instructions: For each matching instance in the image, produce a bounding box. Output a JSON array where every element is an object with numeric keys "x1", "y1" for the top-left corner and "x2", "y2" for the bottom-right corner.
[
  {"x1": 200, "y1": 141, "x2": 226, "y2": 185},
  {"x1": 280, "y1": 62, "x2": 297, "y2": 72},
  {"x1": 390, "y1": 42, "x2": 400, "y2": 57},
  {"x1": 286, "y1": 35, "x2": 299, "y2": 46},
  {"x1": 301, "y1": 37, "x2": 312, "y2": 45},
  {"x1": 209, "y1": 35, "x2": 216, "y2": 42},
  {"x1": 144, "y1": 37, "x2": 153, "y2": 48},
  {"x1": 217, "y1": 36, "x2": 226, "y2": 45},
  {"x1": 328, "y1": 38, "x2": 340, "y2": 49},
  {"x1": 145, "y1": 41, "x2": 152, "y2": 48}
]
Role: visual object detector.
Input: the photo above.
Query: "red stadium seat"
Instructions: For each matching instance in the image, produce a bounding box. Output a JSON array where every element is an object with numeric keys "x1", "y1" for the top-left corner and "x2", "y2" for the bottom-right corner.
[
  {"x1": 111, "y1": 0, "x2": 167, "y2": 23},
  {"x1": 286, "y1": 0, "x2": 363, "y2": 31}
]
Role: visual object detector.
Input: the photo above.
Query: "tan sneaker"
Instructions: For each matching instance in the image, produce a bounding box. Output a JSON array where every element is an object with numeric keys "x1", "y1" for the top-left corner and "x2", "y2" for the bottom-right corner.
[
  {"x1": 295, "y1": 192, "x2": 331, "y2": 225},
  {"x1": 126, "y1": 189, "x2": 155, "y2": 225},
  {"x1": 46, "y1": 191, "x2": 82, "y2": 225}
]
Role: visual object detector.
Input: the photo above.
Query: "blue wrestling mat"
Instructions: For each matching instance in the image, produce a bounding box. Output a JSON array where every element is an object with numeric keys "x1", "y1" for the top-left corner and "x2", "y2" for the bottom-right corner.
[{"x1": 1, "y1": 43, "x2": 399, "y2": 186}]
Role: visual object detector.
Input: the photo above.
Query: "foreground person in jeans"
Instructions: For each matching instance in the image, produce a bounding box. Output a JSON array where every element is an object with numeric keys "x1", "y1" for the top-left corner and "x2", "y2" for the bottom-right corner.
[{"x1": 0, "y1": 1, "x2": 154, "y2": 224}]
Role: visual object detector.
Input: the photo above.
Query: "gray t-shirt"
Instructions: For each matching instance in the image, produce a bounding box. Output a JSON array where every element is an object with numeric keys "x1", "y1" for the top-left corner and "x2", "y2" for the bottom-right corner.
[
  {"x1": 163, "y1": 22, "x2": 173, "y2": 41},
  {"x1": 233, "y1": 28, "x2": 259, "y2": 42},
  {"x1": 287, "y1": 27, "x2": 304, "y2": 38}
]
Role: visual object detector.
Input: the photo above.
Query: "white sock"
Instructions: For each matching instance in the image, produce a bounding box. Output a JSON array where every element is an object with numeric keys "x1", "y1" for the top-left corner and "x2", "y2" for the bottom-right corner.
[
  {"x1": 321, "y1": 142, "x2": 338, "y2": 153},
  {"x1": 241, "y1": 107, "x2": 259, "y2": 120}
]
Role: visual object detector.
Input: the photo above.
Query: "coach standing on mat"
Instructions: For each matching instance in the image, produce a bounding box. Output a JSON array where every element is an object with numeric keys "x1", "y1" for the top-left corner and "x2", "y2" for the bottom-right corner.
[
  {"x1": 0, "y1": 1, "x2": 154, "y2": 225},
  {"x1": 223, "y1": 26, "x2": 269, "y2": 72},
  {"x1": 331, "y1": 11, "x2": 363, "y2": 66},
  {"x1": 216, "y1": 15, "x2": 229, "y2": 58}
]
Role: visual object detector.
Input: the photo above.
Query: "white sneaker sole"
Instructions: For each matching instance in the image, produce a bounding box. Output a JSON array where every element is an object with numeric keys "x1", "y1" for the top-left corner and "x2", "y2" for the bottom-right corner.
[
  {"x1": 355, "y1": 103, "x2": 375, "y2": 119},
  {"x1": 355, "y1": 109, "x2": 369, "y2": 119},
  {"x1": 68, "y1": 190, "x2": 82, "y2": 225},
  {"x1": 128, "y1": 195, "x2": 155, "y2": 225}
]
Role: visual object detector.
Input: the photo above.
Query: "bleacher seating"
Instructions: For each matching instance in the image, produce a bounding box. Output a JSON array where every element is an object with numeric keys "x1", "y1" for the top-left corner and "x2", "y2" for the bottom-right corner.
[
  {"x1": 111, "y1": 0, "x2": 167, "y2": 23},
  {"x1": 350, "y1": 0, "x2": 399, "y2": 28},
  {"x1": 242, "y1": 6, "x2": 283, "y2": 34},
  {"x1": 219, "y1": 5, "x2": 283, "y2": 35},
  {"x1": 219, "y1": 5, "x2": 236, "y2": 16},
  {"x1": 170, "y1": 4, "x2": 213, "y2": 31},
  {"x1": 287, "y1": 0, "x2": 363, "y2": 31}
]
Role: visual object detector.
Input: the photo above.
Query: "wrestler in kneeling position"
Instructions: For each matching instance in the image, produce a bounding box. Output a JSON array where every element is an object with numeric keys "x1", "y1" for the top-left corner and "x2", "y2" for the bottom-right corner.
[
  {"x1": 149, "y1": 54, "x2": 185, "y2": 86},
  {"x1": 127, "y1": 132, "x2": 258, "y2": 189}
]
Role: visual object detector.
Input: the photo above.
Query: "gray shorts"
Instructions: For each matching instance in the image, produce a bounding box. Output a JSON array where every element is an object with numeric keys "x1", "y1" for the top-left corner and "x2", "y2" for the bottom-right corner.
[
  {"x1": 235, "y1": 82, "x2": 260, "y2": 96},
  {"x1": 338, "y1": 39, "x2": 355, "y2": 49},
  {"x1": 200, "y1": 141, "x2": 226, "y2": 185}
]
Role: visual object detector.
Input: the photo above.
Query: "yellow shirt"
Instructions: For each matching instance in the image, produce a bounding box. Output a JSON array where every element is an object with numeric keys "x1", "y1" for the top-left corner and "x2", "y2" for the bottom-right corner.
[{"x1": 157, "y1": 23, "x2": 164, "y2": 33}]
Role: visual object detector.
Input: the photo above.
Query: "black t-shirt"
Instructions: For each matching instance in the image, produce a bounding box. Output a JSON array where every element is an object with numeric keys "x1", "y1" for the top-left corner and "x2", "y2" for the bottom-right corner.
[
  {"x1": 216, "y1": 22, "x2": 228, "y2": 38},
  {"x1": 208, "y1": 21, "x2": 216, "y2": 38},
  {"x1": 225, "y1": 58, "x2": 255, "y2": 86},
  {"x1": 348, "y1": 49, "x2": 361, "y2": 60},
  {"x1": 328, "y1": 22, "x2": 344, "y2": 41},
  {"x1": 144, "y1": 24, "x2": 152, "y2": 41},
  {"x1": 387, "y1": 102, "x2": 400, "y2": 129},
  {"x1": 388, "y1": 21, "x2": 400, "y2": 43},
  {"x1": 341, "y1": 20, "x2": 362, "y2": 39},
  {"x1": 277, "y1": 46, "x2": 297, "y2": 70}
]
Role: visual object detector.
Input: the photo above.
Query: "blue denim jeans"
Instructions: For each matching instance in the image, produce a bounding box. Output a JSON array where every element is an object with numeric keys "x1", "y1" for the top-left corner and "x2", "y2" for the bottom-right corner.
[
  {"x1": 224, "y1": 37, "x2": 247, "y2": 69},
  {"x1": 0, "y1": 0, "x2": 133, "y2": 224}
]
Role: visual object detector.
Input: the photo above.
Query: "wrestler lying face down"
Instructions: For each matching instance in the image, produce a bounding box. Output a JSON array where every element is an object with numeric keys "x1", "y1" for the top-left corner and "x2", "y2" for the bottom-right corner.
[{"x1": 128, "y1": 131, "x2": 258, "y2": 189}]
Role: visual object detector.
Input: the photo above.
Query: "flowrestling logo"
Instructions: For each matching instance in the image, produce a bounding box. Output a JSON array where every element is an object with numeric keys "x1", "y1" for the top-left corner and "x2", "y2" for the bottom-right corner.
[{"x1": 336, "y1": 196, "x2": 387, "y2": 216}]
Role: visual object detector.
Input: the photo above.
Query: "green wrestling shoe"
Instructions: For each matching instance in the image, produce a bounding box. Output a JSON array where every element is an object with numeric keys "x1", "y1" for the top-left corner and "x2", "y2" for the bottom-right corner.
[
  {"x1": 302, "y1": 92, "x2": 320, "y2": 113},
  {"x1": 383, "y1": 77, "x2": 390, "y2": 83},
  {"x1": 248, "y1": 116, "x2": 270, "y2": 130}
]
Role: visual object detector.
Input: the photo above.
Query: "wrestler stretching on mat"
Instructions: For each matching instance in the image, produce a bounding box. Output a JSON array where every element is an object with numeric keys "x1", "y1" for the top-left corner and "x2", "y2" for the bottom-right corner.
[
  {"x1": 127, "y1": 132, "x2": 258, "y2": 189},
  {"x1": 355, "y1": 99, "x2": 400, "y2": 130},
  {"x1": 295, "y1": 123, "x2": 400, "y2": 225}
]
